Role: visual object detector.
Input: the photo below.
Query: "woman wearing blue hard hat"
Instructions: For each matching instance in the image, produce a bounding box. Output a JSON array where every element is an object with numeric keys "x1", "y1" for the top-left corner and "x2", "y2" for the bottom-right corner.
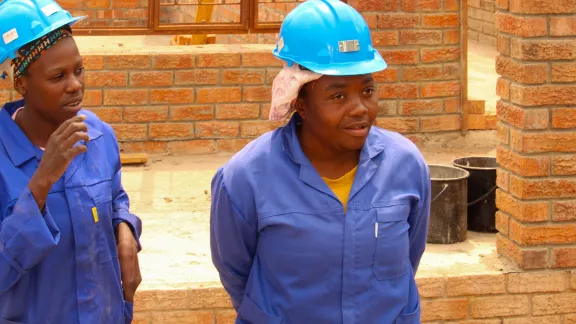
[
  {"x1": 0, "y1": 0, "x2": 142, "y2": 323},
  {"x1": 210, "y1": 0, "x2": 431, "y2": 323}
]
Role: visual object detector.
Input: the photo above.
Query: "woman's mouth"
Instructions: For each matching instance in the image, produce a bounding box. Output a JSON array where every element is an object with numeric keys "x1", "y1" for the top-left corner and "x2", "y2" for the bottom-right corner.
[
  {"x1": 63, "y1": 99, "x2": 83, "y2": 111},
  {"x1": 344, "y1": 122, "x2": 370, "y2": 137}
]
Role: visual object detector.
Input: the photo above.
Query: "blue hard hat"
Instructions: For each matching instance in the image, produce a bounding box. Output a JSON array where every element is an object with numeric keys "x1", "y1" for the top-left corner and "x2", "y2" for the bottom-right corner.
[
  {"x1": 272, "y1": 0, "x2": 387, "y2": 76},
  {"x1": 0, "y1": 0, "x2": 86, "y2": 63}
]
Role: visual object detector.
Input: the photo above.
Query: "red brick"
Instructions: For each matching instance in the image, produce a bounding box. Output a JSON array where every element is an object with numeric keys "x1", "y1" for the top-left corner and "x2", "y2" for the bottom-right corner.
[
  {"x1": 497, "y1": 169, "x2": 510, "y2": 191},
  {"x1": 402, "y1": 66, "x2": 443, "y2": 81},
  {"x1": 511, "y1": 39, "x2": 576, "y2": 61},
  {"x1": 552, "y1": 156, "x2": 576, "y2": 176},
  {"x1": 554, "y1": 249, "x2": 576, "y2": 268},
  {"x1": 446, "y1": 275, "x2": 506, "y2": 296},
  {"x1": 85, "y1": 71, "x2": 127, "y2": 87},
  {"x1": 510, "y1": 220, "x2": 576, "y2": 245},
  {"x1": 509, "y1": 0, "x2": 576, "y2": 13},
  {"x1": 510, "y1": 175, "x2": 576, "y2": 199},
  {"x1": 445, "y1": 97, "x2": 461, "y2": 113},
  {"x1": 496, "y1": 78, "x2": 511, "y2": 100},
  {"x1": 152, "y1": 54, "x2": 195, "y2": 69},
  {"x1": 124, "y1": 106, "x2": 168, "y2": 122},
  {"x1": 378, "y1": 84, "x2": 418, "y2": 99},
  {"x1": 468, "y1": 100, "x2": 485, "y2": 114},
  {"x1": 372, "y1": 31, "x2": 399, "y2": 46},
  {"x1": 373, "y1": 68, "x2": 399, "y2": 83},
  {"x1": 470, "y1": 295, "x2": 529, "y2": 318},
  {"x1": 421, "y1": 47, "x2": 460, "y2": 63},
  {"x1": 242, "y1": 52, "x2": 283, "y2": 67},
  {"x1": 421, "y1": 81, "x2": 460, "y2": 97},
  {"x1": 216, "y1": 139, "x2": 252, "y2": 153},
  {"x1": 421, "y1": 115, "x2": 460, "y2": 132},
  {"x1": 442, "y1": 63, "x2": 459, "y2": 80},
  {"x1": 550, "y1": 17, "x2": 576, "y2": 36},
  {"x1": 170, "y1": 105, "x2": 214, "y2": 121},
  {"x1": 110, "y1": 0, "x2": 139, "y2": 7},
  {"x1": 552, "y1": 108, "x2": 576, "y2": 128},
  {"x1": 496, "y1": 56, "x2": 547, "y2": 85},
  {"x1": 175, "y1": 70, "x2": 219, "y2": 85},
  {"x1": 508, "y1": 272, "x2": 567, "y2": 294},
  {"x1": 496, "y1": 101, "x2": 549, "y2": 129},
  {"x1": 444, "y1": 0, "x2": 459, "y2": 10},
  {"x1": 222, "y1": 70, "x2": 265, "y2": 85},
  {"x1": 496, "y1": 211, "x2": 510, "y2": 235},
  {"x1": 415, "y1": 277, "x2": 445, "y2": 297},
  {"x1": 87, "y1": 107, "x2": 123, "y2": 123},
  {"x1": 378, "y1": 50, "x2": 419, "y2": 64},
  {"x1": 362, "y1": 13, "x2": 378, "y2": 28},
  {"x1": 151, "y1": 310, "x2": 213, "y2": 323},
  {"x1": 512, "y1": 130, "x2": 576, "y2": 153},
  {"x1": 168, "y1": 140, "x2": 216, "y2": 155},
  {"x1": 377, "y1": 14, "x2": 420, "y2": 28},
  {"x1": 443, "y1": 30, "x2": 460, "y2": 44},
  {"x1": 197, "y1": 88, "x2": 242, "y2": 103},
  {"x1": 150, "y1": 123, "x2": 194, "y2": 140},
  {"x1": 83, "y1": 90, "x2": 103, "y2": 106},
  {"x1": 243, "y1": 87, "x2": 272, "y2": 102},
  {"x1": 197, "y1": 53, "x2": 241, "y2": 68},
  {"x1": 554, "y1": 201, "x2": 576, "y2": 221},
  {"x1": 196, "y1": 121, "x2": 240, "y2": 138},
  {"x1": 216, "y1": 104, "x2": 260, "y2": 119},
  {"x1": 124, "y1": 8, "x2": 148, "y2": 19},
  {"x1": 421, "y1": 299, "x2": 468, "y2": 321},
  {"x1": 497, "y1": 235, "x2": 549, "y2": 269},
  {"x1": 402, "y1": 0, "x2": 442, "y2": 12},
  {"x1": 122, "y1": 141, "x2": 169, "y2": 154},
  {"x1": 130, "y1": 71, "x2": 173, "y2": 87},
  {"x1": 150, "y1": 89, "x2": 195, "y2": 105},
  {"x1": 240, "y1": 121, "x2": 283, "y2": 137},
  {"x1": 376, "y1": 101, "x2": 397, "y2": 115},
  {"x1": 401, "y1": 100, "x2": 443, "y2": 115},
  {"x1": 111, "y1": 124, "x2": 147, "y2": 141},
  {"x1": 400, "y1": 31, "x2": 442, "y2": 45},
  {"x1": 510, "y1": 84, "x2": 576, "y2": 106},
  {"x1": 532, "y1": 293, "x2": 576, "y2": 315},
  {"x1": 58, "y1": 0, "x2": 85, "y2": 9},
  {"x1": 497, "y1": 122, "x2": 509, "y2": 145},
  {"x1": 266, "y1": 69, "x2": 282, "y2": 85},
  {"x1": 215, "y1": 309, "x2": 237, "y2": 324},
  {"x1": 422, "y1": 14, "x2": 459, "y2": 27},
  {"x1": 497, "y1": 147, "x2": 550, "y2": 177},
  {"x1": 96, "y1": 9, "x2": 123, "y2": 19},
  {"x1": 497, "y1": 35, "x2": 511, "y2": 56},
  {"x1": 356, "y1": 0, "x2": 397, "y2": 11},
  {"x1": 468, "y1": 115, "x2": 487, "y2": 130},
  {"x1": 551, "y1": 63, "x2": 576, "y2": 83},
  {"x1": 106, "y1": 55, "x2": 150, "y2": 69},
  {"x1": 497, "y1": 0, "x2": 509, "y2": 9},
  {"x1": 375, "y1": 118, "x2": 419, "y2": 133},
  {"x1": 104, "y1": 90, "x2": 147, "y2": 106},
  {"x1": 496, "y1": 12, "x2": 547, "y2": 37}
]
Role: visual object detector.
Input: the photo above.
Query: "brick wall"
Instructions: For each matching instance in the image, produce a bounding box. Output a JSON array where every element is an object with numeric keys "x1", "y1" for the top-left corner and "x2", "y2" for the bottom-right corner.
[
  {"x1": 132, "y1": 272, "x2": 576, "y2": 323},
  {"x1": 57, "y1": 0, "x2": 149, "y2": 28},
  {"x1": 495, "y1": 0, "x2": 576, "y2": 269},
  {"x1": 468, "y1": 0, "x2": 496, "y2": 46}
]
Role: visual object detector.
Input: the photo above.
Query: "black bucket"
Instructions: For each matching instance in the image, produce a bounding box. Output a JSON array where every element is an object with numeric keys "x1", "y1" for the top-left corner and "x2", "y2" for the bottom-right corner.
[
  {"x1": 452, "y1": 157, "x2": 499, "y2": 233},
  {"x1": 427, "y1": 164, "x2": 469, "y2": 244}
]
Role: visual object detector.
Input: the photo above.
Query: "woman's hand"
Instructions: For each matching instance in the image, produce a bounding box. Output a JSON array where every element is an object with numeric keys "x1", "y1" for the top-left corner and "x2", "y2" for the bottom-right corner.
[
  {"x1": 29, "y1": 115, "x2": 89, "y2": 209},
  {"x1": 116, "y1": 222, "x2": 141, "y2": 303}
]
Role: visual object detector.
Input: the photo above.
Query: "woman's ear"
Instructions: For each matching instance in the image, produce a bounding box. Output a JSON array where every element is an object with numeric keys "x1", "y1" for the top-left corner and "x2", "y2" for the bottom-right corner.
[
  {"x1": 14, "y1": 76, "x2": 26, "y2": 97},
  {"x1": 294, "y1": 97, "x2": 305, "y2": 119}
]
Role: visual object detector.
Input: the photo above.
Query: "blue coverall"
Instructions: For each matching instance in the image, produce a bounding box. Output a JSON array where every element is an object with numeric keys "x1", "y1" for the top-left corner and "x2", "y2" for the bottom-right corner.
[
  {"x1": 0, "y1": 99, "x2": 142, "y2": 324},
  {"x1": 210, "y1": 114, "x2": 431, "y2": 324}
]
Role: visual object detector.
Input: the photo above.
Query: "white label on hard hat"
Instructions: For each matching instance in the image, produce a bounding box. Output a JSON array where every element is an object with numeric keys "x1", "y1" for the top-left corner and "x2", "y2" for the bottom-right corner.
[
  {"x1": 3, "y1": 29, "x2": 18, "y2": 45},
  {"x1": 41, "y1": 3, "x2": 61, "y2": 17},
  {"x1": 277, "y1": 37, "x2": 284, "y2": 52}
]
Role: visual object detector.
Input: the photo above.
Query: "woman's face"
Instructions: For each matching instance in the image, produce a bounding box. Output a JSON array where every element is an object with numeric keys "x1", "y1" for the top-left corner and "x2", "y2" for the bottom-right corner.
[
  {"x1": 296, "y1": 73, "x2": 378, "y2": 152},
  {"x1": 15, "y1": 37, "x2": 85, "y2": 125}
]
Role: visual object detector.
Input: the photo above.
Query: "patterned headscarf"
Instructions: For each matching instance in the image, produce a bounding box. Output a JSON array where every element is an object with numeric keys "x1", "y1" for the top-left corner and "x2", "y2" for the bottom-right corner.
[
  {"x1": 269, "y1": 63, "x2": 323, "y2": 121},
  {"x1": 10, "y1": 26, "x2": 72, "y2": 79}
]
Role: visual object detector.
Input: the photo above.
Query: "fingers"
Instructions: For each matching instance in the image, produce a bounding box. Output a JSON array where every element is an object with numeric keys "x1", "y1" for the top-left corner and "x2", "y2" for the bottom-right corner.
[
  {"x1": 62, "y1": 131, "x2": 90, "y2": 151},
  {"x1": 68, "y1": 145, "x2": 88, "y2": 160},
  {"x1": 60, "y1": 121, "x2": 89, "y2": 143},
  {"x1": 54, "y1": 114, "x2": 86, "y2": 136}
]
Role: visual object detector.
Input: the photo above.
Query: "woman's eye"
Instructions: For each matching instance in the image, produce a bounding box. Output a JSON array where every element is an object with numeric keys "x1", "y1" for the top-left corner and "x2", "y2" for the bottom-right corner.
[
  {"x1": 52, "y1": 74, "x2": 63, "y2": 80},
  {"x1": 75, "y1": 67, "x2": 84, "y2": 75},
  {"x1": 364, "y1": 88, "x2": 375, "y2": 95},
  {"x1": 333, "y1": 94, "x2": 345, "y2": 100}
]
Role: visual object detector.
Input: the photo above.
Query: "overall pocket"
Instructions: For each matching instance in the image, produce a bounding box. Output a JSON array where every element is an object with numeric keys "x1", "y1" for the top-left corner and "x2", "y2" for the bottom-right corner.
[
  {"x1": 87, "y1": 181, "x2": 114, "y2": 263},
  {"x1": 373, "y1": 204, "x2": 411, "y2": 281},
  {"x1": 238, "y1": 295, "x2": 282, "y2": 324}
]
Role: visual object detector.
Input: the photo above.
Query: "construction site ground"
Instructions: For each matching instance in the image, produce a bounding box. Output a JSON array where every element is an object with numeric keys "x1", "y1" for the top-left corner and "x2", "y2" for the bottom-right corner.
[{"x1": 128, "y1": 141, "x2": 516, "y2": 292}]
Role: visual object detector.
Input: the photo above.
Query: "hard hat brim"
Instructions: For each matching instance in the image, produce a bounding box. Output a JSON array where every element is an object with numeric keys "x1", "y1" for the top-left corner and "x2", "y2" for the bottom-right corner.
[{"x1": 275, "y1": 51, "x2": 388, "y2": 76}]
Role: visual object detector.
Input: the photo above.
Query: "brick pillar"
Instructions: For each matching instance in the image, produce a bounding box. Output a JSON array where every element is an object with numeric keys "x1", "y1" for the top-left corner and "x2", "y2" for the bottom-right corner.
[{"x1": 495, "y1": 0, "x2": 576, "y2": 269}]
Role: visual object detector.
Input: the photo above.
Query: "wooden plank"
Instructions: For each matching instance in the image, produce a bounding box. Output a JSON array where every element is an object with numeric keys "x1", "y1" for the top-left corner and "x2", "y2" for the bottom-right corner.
[
  {"x1": 190, "y1": 0, "x2": 216, "y2": 45},
  {"x1": 461, "y1": 0, "x2": 469, "y2": 131},
  {"x1": 120, "y1": 153, "x2": 148, "y2": 165}
]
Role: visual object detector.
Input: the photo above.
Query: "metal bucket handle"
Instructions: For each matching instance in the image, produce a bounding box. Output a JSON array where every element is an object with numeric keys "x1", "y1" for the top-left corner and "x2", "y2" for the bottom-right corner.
[
  {"x1": 467, "y1": 185, "x2": 497, "y2": 206},
  {"x1": 431, "y1": 183, "x2": 449, "y2": 203}
]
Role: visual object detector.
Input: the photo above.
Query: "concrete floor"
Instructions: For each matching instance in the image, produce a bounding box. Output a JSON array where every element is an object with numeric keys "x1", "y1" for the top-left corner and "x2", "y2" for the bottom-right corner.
[{"x1": 126, "y1": 146, "x2": 514, "y2": 291}]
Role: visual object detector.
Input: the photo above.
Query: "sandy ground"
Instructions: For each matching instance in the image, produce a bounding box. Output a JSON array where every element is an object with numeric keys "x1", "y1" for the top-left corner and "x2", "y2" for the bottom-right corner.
[{"x1": 125, "y1": 145, "x2": 516, "y2": 291}]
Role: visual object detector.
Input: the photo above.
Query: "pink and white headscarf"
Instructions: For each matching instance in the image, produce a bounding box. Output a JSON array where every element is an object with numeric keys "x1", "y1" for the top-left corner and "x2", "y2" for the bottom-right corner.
[{"x1": 269, "y1": 63, "x2": 323, "y2": 121}]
